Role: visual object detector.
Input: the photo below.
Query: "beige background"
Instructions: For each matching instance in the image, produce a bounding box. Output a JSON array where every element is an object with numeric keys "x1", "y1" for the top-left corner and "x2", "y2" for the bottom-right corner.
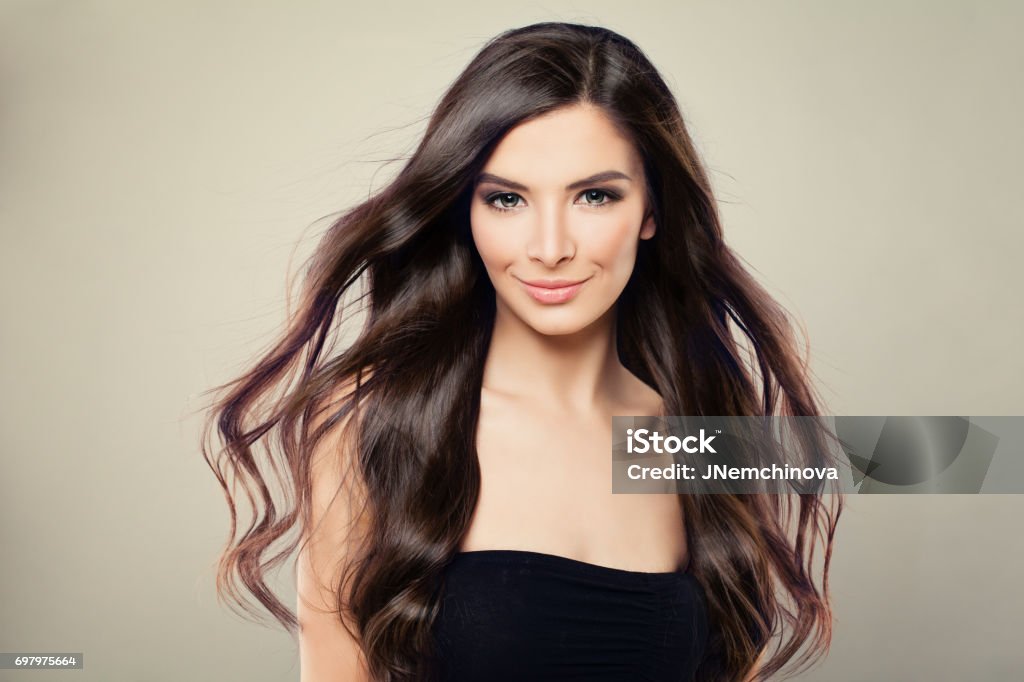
[{"x1": 2, "y1": 1, "x2": 1022, "y2": 680}]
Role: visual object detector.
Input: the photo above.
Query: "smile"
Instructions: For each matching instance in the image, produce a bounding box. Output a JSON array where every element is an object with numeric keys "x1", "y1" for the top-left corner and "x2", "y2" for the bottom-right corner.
[{"x1": 517, "y1": 276, "x2": 591, "y2": 304}]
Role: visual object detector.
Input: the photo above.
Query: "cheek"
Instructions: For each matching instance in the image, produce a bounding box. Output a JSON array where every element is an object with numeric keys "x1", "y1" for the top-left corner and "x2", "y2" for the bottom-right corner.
[
  {"x1": 588, "y1": 219, "x2": 640, "y2": 271},
  {"x1": 469, "y1": 210, "x2": 510, "y2": 269}
]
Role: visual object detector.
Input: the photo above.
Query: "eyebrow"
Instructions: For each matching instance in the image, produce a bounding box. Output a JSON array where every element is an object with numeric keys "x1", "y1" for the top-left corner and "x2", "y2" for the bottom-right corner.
[{"x1": 475, "y1": 170, "x2": 633, "y2": 192}]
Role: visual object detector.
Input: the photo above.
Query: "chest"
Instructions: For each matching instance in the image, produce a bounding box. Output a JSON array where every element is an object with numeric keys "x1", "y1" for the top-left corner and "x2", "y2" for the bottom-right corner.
[
  {"x1": 461, "y1": 402, "x2": 688, "y2": 570},
  {"x1": 475, "y1": 408, "x2": 611, "y2": 487}
]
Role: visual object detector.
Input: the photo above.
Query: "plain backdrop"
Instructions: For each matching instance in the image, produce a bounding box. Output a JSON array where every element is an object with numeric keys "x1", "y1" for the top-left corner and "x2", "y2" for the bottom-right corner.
[{"x1": 2, "y1": 1, "x2": 1022, "y2": 680}]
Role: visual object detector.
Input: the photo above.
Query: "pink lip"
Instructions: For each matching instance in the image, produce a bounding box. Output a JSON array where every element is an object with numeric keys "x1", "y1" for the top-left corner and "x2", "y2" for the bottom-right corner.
[{"x1": 517, "y1": 276, "x2": 591, "y2": 304}]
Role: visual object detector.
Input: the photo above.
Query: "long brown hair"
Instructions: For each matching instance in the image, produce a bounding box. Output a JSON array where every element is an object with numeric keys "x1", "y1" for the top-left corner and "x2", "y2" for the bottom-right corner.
[{"x1": 201, "y1": 22, "x2": 843, "y2": 682}]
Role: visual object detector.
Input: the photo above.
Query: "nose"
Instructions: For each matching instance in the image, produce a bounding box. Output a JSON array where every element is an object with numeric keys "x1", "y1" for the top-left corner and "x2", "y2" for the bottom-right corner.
[{"x1": 525, "y1": 205, "x2": 575, "y2": 267}]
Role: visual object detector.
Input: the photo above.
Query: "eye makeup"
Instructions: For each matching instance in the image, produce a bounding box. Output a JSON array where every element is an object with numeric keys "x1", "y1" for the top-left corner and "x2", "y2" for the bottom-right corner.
[{"x1": 480, "y1": 188, "x2": 623, "y2": 213}]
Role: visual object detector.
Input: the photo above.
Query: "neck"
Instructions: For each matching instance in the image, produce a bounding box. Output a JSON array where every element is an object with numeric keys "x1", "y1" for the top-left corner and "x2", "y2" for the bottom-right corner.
[{"x1": 481, "y1": 300, "x2": 626, "y2": 415}]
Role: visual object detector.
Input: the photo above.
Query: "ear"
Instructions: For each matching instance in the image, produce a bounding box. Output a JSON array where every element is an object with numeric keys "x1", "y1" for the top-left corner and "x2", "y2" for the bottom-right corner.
[{"x1": 639, "y1": 210, "x2": 656, "y2": 240}]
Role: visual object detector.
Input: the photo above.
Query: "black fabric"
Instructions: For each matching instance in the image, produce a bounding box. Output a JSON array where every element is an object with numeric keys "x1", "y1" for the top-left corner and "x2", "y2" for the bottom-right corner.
[{"x1": 429, "y1": 549, "x2": 709, "y2": 681}]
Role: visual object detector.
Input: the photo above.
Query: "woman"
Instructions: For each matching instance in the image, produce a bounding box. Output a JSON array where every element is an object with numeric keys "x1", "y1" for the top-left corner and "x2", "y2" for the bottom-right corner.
[{"x1": 202, "y1": 22, "x2": 843, "y2": 682}]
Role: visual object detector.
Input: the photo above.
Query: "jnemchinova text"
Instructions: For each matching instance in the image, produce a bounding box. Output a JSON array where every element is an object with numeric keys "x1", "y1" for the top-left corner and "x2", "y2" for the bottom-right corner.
[{"x1": 626, "y1": 463, "x2": 841, "y2": 481}]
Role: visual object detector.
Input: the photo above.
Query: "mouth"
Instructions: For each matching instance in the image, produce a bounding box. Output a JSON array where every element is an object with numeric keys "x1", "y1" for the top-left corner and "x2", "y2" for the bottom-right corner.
[{"x1": 516, "y1": 276, "x2": 592, "y2": 304}]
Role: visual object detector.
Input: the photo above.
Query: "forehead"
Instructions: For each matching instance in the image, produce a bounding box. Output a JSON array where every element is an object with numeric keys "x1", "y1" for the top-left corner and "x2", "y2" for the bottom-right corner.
[{"x1": 481, "y1": 104, "x2": 643, "y2": 183}]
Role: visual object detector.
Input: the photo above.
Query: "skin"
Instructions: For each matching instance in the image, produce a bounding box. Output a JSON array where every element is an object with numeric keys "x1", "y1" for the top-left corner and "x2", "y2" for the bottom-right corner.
[{"x1": 462, "y1": 102, "x2": 690, "y2": 573}]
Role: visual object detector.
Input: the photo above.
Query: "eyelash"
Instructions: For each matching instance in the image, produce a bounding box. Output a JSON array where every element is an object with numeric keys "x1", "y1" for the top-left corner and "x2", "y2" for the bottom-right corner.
[{"x1": 483, "y1": 189, "x2": 621, "y2": 213}]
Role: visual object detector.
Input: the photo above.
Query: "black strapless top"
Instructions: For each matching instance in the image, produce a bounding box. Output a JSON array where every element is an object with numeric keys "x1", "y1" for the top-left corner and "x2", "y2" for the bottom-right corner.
[{"x1": 429, "y1": 549, "x2": 709, "y2": 681}]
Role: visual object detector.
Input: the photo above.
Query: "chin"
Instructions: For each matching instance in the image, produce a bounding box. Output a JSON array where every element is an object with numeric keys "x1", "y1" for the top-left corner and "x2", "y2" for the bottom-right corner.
[
  {"x1": 514, "y1": 307, "x2": 606, "y2": 337},
  {"x1": 528, "y1": 319, "x2": 591, "y2": 337}
]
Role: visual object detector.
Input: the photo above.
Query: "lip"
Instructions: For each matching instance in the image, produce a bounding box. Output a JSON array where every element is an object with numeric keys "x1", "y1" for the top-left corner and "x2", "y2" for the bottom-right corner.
[{"x1": 516, "y1": 276, "x2": 591, "y2": 304}]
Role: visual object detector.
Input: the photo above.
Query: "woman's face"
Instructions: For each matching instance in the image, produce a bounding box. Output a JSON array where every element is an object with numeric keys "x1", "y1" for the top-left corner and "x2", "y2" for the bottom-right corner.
[{"x1": 470, "y1": 103, "x2": 656, "y2": 337}]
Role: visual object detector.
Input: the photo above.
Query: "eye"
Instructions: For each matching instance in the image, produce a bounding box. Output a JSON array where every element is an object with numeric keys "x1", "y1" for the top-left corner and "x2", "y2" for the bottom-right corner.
[
  {"x1": 578, "y1": 189, "x2": 615, "y2": 206},
  {"x1": 486, "y1": 192, "x2": 524, "y2": 212},
  {"x1": 482, "y1": 188, "x2": 621, "y2": 213}
]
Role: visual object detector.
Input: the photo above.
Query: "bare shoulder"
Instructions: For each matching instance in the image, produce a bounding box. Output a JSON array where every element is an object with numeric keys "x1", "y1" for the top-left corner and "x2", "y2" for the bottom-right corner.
[
  {"x1": 297, "y1": 371, "x2": 373, "y2": 682},
  {"x1": 615, "y1": 369, "x2": 665, "y2": 417}
]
